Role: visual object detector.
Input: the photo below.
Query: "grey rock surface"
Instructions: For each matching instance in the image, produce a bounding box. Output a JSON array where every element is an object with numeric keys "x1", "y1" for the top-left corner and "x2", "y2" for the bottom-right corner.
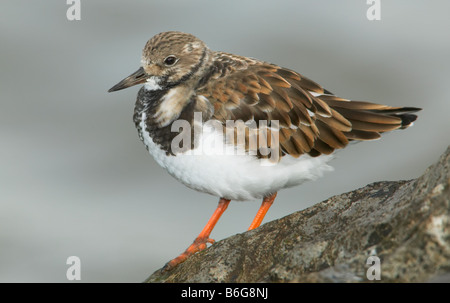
[{"x1": 146, "y1": 146, "x2": 450, "y2": 283}]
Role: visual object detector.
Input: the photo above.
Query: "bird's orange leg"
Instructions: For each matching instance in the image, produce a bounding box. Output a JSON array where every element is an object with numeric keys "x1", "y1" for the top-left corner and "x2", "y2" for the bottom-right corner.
[
  {"x1": 163, "y1": 198, "x2": 231, "y2": 271},
  {"x1": 248, "y1": 192, "x2": 277, "y2": 230}
]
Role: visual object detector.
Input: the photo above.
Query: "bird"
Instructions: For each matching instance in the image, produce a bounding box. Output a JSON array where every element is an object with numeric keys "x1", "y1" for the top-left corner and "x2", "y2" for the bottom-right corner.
[{"x1": 108, "y1": 31, "x2": 420, "y2": 271}]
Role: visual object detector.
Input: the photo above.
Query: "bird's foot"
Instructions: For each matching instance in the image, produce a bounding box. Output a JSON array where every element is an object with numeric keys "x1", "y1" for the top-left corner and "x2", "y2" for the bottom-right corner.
[{"x1": 162, "y1": 237, "x2": 215, "y2": 272}]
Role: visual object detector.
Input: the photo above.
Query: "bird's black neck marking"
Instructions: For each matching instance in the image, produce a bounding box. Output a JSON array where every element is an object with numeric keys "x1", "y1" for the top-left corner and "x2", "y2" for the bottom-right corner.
[
  {"x1": 134, "y1": 86, "x2": 167, "y2": 114},
  {"x1": 133, "y1": 87, "x2": 197, "y2": 156}
]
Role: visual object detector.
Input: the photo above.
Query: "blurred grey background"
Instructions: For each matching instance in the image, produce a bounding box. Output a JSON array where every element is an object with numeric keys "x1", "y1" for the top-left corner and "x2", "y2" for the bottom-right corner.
[{"x1": 1, "y1": 0, "x2": 449, "y2": 282}]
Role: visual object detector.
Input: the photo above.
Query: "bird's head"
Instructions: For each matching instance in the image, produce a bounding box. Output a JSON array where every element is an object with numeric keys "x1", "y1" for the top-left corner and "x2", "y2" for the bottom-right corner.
[{"x1": 108, "y1": 31, "x2": 209, "y2": 93}]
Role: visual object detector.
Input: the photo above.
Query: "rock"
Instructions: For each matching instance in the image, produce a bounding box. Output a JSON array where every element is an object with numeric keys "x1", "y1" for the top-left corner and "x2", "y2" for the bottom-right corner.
[{"x1": 145, "y1": 146, "x2": 450, "y2": 283}]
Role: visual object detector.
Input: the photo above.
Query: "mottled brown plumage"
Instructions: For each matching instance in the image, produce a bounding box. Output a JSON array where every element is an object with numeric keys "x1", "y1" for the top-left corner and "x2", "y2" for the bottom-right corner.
[
  {"x1": 196, "y1": 51, "x2": 419, "y2": 158},
  {"x1": 110, "y1": 31, "x2": 420, "y2": 159}
]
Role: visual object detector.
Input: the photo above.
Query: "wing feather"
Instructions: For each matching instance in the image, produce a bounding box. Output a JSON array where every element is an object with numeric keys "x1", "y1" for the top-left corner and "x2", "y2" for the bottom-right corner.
[{"x1": 196, "y1": 52, "x2": 420, "y2": 159}]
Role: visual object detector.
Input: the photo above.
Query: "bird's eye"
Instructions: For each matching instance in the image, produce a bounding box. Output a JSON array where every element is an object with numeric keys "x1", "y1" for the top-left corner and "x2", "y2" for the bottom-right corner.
[{"x1": 164, "y1": 55, "x2": 178, "y2": 66}]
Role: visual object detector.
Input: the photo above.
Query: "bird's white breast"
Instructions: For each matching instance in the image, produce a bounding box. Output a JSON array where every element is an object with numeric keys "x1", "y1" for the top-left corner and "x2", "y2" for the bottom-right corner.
[{"x1": 138, "y1": 112, "x2": 334, "y2": 201}]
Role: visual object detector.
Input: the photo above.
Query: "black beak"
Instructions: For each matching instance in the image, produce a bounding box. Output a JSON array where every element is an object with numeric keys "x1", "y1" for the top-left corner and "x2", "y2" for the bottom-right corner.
[{"x1": 108, "y1": 67, "x2": 147, "y2": 92}]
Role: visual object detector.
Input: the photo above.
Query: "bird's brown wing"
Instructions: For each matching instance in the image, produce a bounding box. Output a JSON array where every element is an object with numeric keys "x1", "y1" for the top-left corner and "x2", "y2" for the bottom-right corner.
[{"x1": 197, "y1": 53, "x2": 420, "y2": 159}]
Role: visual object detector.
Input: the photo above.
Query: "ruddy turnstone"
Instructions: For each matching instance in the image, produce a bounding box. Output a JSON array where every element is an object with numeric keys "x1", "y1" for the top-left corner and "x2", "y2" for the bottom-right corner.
[{"x1": 108, "y1": 31, "x2": 420, "y2": 271}]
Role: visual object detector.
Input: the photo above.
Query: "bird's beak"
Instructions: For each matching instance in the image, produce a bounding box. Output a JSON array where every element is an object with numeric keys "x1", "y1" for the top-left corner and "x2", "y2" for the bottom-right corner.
[{"x1": 108, "y1": 67, "x2": 147, "y2": 92}]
